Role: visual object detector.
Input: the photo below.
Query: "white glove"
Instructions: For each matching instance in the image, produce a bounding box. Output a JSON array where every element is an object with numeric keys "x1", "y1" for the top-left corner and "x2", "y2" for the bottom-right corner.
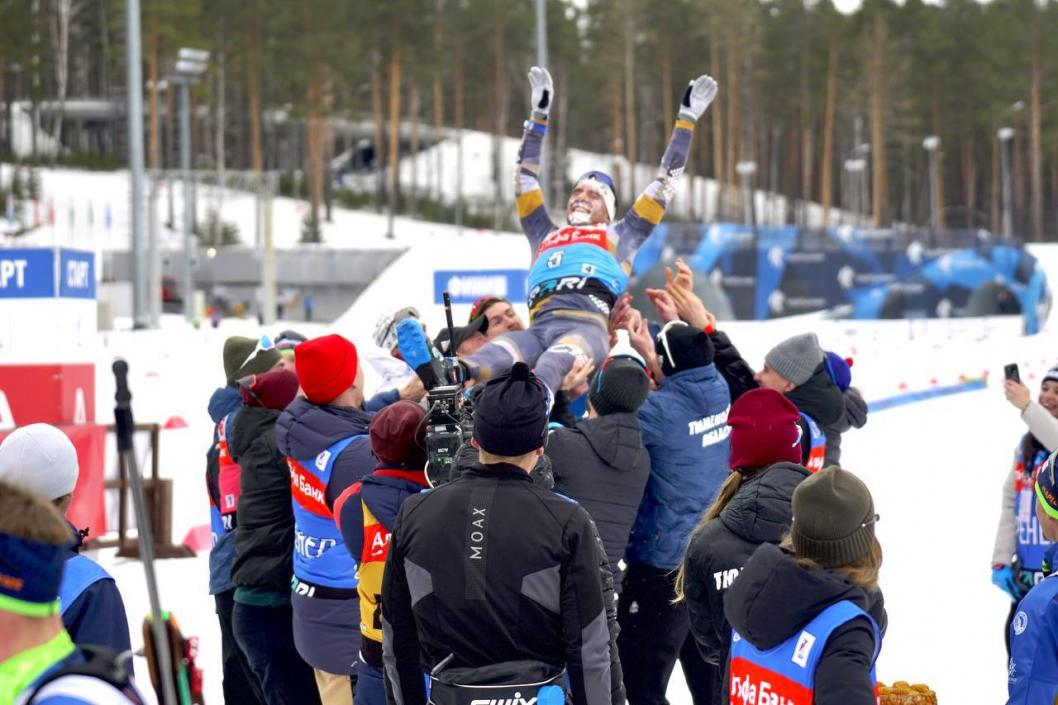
[
  {"x1": 528, "y1": 66, "x2": 554, "y2": 118},
  {"x1": 677, "y1": 74, "x2": 718, "y2": 123}
]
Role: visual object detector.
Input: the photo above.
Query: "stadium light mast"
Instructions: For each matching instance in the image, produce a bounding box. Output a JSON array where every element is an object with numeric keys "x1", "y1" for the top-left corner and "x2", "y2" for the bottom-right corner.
[
  {"x1": 922, "y1": 135, "x2": 940, "y2": 231},
  {"x1": 735, "y1": 160, "x2": 757, "y2": 227},
  {"x1": 998, "y1": 127, "x2": 1015, "y2": 239},
  {"x1": 171, "y1": 48, "x2": 209, "y2": 322},
  {"x1": 995, "y1": 100, "x2": 1023, "y2": 239},
  {"x1": 126, "y1": 0, "x2": 148, "y2": 328}
]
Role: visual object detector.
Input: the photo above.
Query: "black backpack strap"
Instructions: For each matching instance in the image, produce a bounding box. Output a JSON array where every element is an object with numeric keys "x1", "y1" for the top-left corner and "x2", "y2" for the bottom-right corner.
[{"x1": 23, "y1": 645, "x2": 142, "y2": 705}]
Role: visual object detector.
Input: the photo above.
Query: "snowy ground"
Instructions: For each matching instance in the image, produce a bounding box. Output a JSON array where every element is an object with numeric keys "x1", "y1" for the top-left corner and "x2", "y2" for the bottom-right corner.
[
  {"x1": 8, "y1": 165, "x2": 1057, "y2": 702},
  {"x1": 73, "y1": 308, "x2": 1050, "y2": 705}
]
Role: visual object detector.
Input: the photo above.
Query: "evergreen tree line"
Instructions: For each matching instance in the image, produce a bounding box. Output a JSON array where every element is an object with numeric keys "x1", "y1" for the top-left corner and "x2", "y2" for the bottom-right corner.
[{"x1": 2, "y1": 0, "x2": 1057, "y2": 240}]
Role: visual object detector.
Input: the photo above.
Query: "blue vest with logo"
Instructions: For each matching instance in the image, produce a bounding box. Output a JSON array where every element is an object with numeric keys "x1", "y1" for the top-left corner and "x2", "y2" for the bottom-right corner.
[
  {"x1": 729, "y1": 600, "x2": 881, "y2": 705},
  {"x1": 799, "y1": 412, "x2": 827, "y2": 474},
  {"x1": 527, "y1": 226, "x2": 629, "y2": 308},
  {"x1": 59, "y1": 554, "x2": 112, "y2": 615},
  {"x1": 288, "y1": 435, "x2": 361, "y2": 590},
  {"x1": 1008, "y1": 574, "x2": 1058, "y2": 705},
  {"x1": 1015, "y1": 445, "x2": 1053, "y2": 574}
]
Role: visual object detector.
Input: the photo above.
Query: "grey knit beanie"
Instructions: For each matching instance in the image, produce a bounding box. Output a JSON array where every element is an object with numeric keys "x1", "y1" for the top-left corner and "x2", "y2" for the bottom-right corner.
[
  {"x1": 764, "y1": 332, "x2": 823, "y2": 387},
  {"x1": 791, "y1": 466, "x2": 876, "y2": 568}
]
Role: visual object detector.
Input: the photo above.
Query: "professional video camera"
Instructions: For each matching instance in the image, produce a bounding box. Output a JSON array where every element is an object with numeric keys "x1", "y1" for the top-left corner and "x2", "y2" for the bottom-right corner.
[
  {"x1": 402, "y1": 292, "x2": 554, "y2": 488},
  {"x1": 392, "y1": 292, "x2": 474, "y2": 487},
  {"x1": 422, "y1": 381, "x2": 475, "y2": 487}
]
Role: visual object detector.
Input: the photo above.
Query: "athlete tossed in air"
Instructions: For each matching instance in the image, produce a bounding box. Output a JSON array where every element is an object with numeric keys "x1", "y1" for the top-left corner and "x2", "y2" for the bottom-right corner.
[{"x1": 402, "y1": 66, "x2": 716, "y2": 394}]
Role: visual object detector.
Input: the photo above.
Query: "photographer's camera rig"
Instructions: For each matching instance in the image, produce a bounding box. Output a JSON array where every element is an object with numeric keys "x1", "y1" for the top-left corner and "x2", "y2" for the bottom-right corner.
[{"x1": 423, "y1": 382, "x2": 475, "y2": 487}]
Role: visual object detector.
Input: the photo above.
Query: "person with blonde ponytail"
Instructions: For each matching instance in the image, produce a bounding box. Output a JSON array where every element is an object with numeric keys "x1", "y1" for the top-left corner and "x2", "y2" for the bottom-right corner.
[{"x1": 677, "y1": 388, "x2": 810, "y2": 704}]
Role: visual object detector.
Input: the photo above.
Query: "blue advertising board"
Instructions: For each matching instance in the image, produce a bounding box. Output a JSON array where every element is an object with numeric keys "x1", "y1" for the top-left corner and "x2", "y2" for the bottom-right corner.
[
  {"x1": 434, "y1": 269, "x2": 528, "y2": 304},
  {"x1": 0, "y1": 248, "x2": 96, "y2": 300},
  {"x1": 59, "y1": 249, "x2": 96, "y2": 299},
  {"x1": 0, "y1": 248, "x2": 56, "y2": 298}
]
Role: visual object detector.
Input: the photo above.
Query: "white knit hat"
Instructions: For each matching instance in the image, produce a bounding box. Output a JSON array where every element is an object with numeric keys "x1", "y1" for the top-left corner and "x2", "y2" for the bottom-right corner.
[{"x1": 0, "y1": 423, "x2": 79, "y2": 500}]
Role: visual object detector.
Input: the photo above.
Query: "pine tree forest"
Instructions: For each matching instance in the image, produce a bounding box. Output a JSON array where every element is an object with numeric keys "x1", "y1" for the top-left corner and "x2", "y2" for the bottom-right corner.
[{"x1": 3, "y1": 0, "x2": 1058, "y2": 241}]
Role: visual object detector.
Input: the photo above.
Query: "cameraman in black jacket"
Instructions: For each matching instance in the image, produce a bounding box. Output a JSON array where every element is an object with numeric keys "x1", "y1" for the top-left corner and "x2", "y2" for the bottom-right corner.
[{"x1": 382, "y1": 363, "x2": 614, "y2": 705}]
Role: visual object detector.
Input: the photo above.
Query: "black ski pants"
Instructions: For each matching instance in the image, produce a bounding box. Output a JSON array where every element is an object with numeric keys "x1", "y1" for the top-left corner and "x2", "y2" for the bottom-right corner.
[
  {"x1": 617, "y1": 563, "x2": 718, "y2": 705},
  {"x1": 214, "y1": 589, "x2": 267, "y2": 705},
  {"x1": 233, "y1": 601, "x2": 321, "y2": 705}
]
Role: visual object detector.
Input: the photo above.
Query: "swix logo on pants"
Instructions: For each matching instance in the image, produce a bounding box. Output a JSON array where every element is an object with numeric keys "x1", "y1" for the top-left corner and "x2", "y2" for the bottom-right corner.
[{"x1": 470, "y1": 695, "x2": 537, "y2": 705}]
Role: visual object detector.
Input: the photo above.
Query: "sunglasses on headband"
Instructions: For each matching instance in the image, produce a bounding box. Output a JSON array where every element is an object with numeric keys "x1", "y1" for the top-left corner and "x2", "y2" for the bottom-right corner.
[{"x1": 240, "y1": 335, "x2": 275, "y2": 370}]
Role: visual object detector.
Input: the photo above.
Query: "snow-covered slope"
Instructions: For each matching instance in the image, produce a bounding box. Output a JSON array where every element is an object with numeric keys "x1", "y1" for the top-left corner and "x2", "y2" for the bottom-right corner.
[{"x1": 1, "y1": 163, "x2": 518, "y2": 254}]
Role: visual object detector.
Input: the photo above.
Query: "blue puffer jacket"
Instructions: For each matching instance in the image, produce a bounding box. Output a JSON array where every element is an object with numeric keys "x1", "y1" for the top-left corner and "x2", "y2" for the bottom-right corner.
[
  {"x1": 626, "y1": 363, "x2": 732, "y2": 571},
  {"x1": 206, "y1": 386, "x2": 242, "y2": 595}
]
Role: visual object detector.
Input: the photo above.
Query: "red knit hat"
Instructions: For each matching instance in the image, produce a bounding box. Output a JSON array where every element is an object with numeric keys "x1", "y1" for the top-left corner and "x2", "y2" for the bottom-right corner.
[
  {"x1": 294, "y1": 334, "x2": 359, "y2": 404},
  {"x1": 370, "y1": 401, "x2": 427, "y2": 468},
  {"x1": 727, "y1": 388, "x2": 803, "y2": 470}
]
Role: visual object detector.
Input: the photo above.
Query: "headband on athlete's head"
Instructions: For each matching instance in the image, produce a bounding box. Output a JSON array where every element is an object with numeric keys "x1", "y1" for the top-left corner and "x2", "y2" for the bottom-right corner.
[
  {"x1": 0, "y1": 533, "x2": 66, "y2": 617},
  {"x1": 1036, "y1": 449, "x2": 1058, "y2": 521},
  {"x1": 572, "y1": 171, "x2": 617, "y2": 222}
]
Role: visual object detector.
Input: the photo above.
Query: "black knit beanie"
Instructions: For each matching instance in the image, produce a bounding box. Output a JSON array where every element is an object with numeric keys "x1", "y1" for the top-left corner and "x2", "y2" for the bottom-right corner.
[
  {"x1": 655, "y1": 321, "x2": 715, "y2": 377},
  {"x1": 791, "y1": 466, "x2": 876, "y2": 568},
  {"x1": 472, "y1": 363, "x2": 551, "y2": 456},
  {"x1": 588, "y1": 357, "x2": 650, "y2": 416}
]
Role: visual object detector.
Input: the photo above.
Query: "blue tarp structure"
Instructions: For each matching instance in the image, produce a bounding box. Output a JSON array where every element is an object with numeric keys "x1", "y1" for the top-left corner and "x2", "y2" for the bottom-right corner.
[{"x1": 629, "y1": 224, "x2": 1051, "y2": 334}]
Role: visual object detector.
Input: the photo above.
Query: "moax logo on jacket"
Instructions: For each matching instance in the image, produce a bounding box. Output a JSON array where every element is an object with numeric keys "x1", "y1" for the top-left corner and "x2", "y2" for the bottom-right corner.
[{"x1": 470, "y1": 693, "x2": 538, "y2": 705}]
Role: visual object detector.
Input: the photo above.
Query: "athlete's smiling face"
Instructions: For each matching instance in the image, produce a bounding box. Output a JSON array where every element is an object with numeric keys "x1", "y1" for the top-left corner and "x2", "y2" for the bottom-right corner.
[{"x1": 566, "y1": 184, "x2": 611, "y2": 226}]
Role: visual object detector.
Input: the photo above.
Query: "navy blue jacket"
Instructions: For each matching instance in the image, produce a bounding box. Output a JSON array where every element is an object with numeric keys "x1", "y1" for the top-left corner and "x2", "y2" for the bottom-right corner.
[
  {"x1": 334, "y1": 468, "x2": 429, "y2": 570},
  {"x1": 62, "y1": 523, "x2": 133, "y2": 662},
  {"x1": 334, "y1": 466, "x2": 430, "y2": 671},
  {"x1": 275, "y1": 396, "x2": 375, "y2": 675},
  {"x1": 206, "y1": 386, "x2": 242, "y2": 595},
  {"x1": 626, "y1": 363, "x2": 732, "y2": 571}
]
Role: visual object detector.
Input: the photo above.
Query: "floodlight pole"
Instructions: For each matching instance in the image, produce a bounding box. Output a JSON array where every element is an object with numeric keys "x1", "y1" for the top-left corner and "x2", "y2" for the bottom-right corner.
[
  {"x1": 126, "y1": 0, "x2": 148, "y2": 328},
  {"x1": 998, "y1": 127, "x2": 1015, "y2": 238},
  {"x1": 923, "y1": 135, "x2": 940, "y2": 232}
]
